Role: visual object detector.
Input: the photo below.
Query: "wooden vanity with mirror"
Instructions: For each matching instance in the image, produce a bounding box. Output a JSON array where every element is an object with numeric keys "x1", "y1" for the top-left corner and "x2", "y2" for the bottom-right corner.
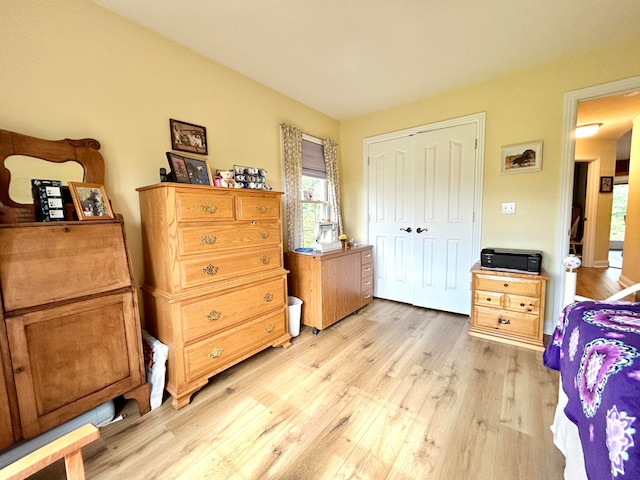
[{"x1": 0, "y1": 129, "x2": 149, "y2": 453}]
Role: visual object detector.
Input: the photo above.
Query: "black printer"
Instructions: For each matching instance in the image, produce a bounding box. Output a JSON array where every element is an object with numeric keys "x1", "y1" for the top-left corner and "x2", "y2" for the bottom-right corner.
[{"x1": 480, "y1": 248, "x2": 542, "y2": 274}]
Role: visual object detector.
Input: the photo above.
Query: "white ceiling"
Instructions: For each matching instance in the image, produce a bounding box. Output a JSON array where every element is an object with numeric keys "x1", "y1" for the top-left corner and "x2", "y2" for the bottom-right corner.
[{"x1": 92, "y1": 0, "x2": 640, "y2": 121}]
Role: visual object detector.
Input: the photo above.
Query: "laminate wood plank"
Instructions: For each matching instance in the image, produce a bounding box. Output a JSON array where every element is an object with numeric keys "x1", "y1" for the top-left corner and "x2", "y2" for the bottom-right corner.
[{"x1": 24, "y1": 299, "x2": 565, "y2": 480}]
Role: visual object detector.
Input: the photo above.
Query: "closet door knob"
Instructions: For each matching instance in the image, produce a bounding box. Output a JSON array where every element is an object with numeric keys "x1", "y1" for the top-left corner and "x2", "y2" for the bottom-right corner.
[
  {"x1": 400, "y1": 227, "x2": 413, "y2": 233},
  {"x1": 417, "y1": 228, "x2": 428, "y2": 233}
]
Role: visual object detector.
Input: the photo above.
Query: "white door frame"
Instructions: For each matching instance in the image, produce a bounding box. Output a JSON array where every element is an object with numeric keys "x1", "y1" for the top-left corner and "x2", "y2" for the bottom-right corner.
[
  {"x1": 362, "y1": 112, "x2": 486, "y2": 272},
  {"x1": 554, "y1": 75, "x2": 640, "y2": 324}
]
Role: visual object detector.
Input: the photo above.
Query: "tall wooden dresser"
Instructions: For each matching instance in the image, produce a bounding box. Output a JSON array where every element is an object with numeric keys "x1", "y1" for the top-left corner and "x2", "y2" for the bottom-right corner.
[
  {"x1": 285, "y1": 246, "x2": 374, "y2": 333},
  {"x1": 0, "y1": 218, "x2": 149, "y2": 451},
  {"x1": 137, "y1": 184, "x2": 291, "y2": 409}
]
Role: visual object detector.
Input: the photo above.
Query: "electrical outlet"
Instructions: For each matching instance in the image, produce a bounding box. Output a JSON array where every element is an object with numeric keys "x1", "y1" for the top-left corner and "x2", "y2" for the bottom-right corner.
[{"x1": 501, "y1": 202, "x2": 516, "y2": 214}]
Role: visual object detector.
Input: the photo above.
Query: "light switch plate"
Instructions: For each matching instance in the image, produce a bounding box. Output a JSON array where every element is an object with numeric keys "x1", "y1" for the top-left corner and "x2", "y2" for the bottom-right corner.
[{"x1": 502, "y1": 202, "x2": 516, "y2": 214}]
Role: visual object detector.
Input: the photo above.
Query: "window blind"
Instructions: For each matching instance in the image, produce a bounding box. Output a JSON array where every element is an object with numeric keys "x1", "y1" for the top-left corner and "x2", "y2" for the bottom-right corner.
[{"x1": 302, "y1": 139, "x2": 326, "y2": 179}]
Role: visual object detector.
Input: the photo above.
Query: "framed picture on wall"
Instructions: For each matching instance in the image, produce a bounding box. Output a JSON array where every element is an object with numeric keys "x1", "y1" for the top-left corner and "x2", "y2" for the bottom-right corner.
[
  {"x1": 600, "y1": 176, "x2": 614, "y2": 193},
  {"x1": 500, "y1": 141, "x2": 543, "y2": 174},
  {"x1": 169, "y1": 119, "x2": 208, "y2": 155}
]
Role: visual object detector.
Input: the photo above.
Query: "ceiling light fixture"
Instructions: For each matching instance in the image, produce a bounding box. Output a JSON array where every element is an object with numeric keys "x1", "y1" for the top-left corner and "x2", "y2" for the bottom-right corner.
[{"x1": 575, "y1": 123, "x2": 602, "y2": 138}]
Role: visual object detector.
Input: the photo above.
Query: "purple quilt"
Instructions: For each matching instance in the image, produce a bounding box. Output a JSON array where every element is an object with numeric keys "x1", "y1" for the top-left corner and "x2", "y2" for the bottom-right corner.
[{"x1": 544, "y1": 301, "x2": 640, "y2": 479}]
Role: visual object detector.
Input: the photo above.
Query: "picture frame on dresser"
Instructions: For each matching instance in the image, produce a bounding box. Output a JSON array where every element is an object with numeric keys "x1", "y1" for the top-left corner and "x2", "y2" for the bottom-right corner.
[
  {"x1": 166, "y1": 152, "x2": 190, "y2": 184},
  {"x1": 182, "y1": 155, "x2": 211, "y2": 185},
  {"x1": 68, "y1": 182, "x2": 115, "y2": 220}
]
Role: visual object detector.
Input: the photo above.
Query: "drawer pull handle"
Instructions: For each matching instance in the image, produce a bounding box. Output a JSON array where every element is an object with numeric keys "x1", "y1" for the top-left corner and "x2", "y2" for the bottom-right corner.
[
  {"x1": 201, "y1": 203, "x2": 217, "y2": 214},
  {"x1": 63, "y1": 227, "x2": 71, "y2": 233},
  {"x1": 364, "y1": 253, "x2": 371, "y2": 258},
  {"x1": 264, "y1": 324, "x2": 275, "y2": 333},
  {"x1": 498, "y1": 318, "x2": 511, "y2": 325},
  {"x1": 203, "y1": 264, "x2": 218, "y2": 276},
  {"x1": 259, "y1": 231, "x2": 270, "y2": 239},
  {"x1": 208, "y1": 347, "x2": 223, "y2": 359},
  {"x1": 364, "y1": 267, "x2": 372, "y2": 272},
  {"x1": 503, "y1": 283, "x2": 509, "y2": 287},
  {"x1": 486, "y1": 297, "x2": 492, "y2": 302},
  {"x1": 364, "y1": 281, "x2": 371, "y2": 285},
  {"x1": 207, "y1": 310, "x2": 221, "y2": 321},
  {"x1": 263, "y1": 293, "x2": 274, "y2": 302},
  {"x1": 201, "y1": 234, "x2": 217, "y2": 245},
  {"x1": 364, "y1": 294, "x2": 372, "y2": 299},
  {"x1": 259, "y1": 256, "x2": 270, "y2": 265},
  {"x1": 520, "y1": 303, "x2": 525, "y2": 307},
  {"x1": 256, "y1": 206, "x2": 267, "y2": 214}
]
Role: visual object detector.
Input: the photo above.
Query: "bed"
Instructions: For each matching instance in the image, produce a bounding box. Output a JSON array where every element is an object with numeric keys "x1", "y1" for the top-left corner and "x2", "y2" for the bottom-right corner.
[{"x1": 544, "y1": 263, "x2": 640, "y2": 479}]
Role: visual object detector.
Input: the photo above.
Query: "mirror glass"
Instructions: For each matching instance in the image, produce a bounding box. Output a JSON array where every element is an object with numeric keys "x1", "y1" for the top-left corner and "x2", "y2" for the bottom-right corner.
[{"x1": 5, "y1": 155, "x2": 84, "y2": 204}]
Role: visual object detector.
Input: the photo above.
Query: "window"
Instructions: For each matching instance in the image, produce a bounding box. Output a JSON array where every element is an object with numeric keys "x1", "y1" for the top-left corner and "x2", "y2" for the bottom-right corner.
[{"x1": 301, "y1": 137, "x2": 329, "y2": 247}]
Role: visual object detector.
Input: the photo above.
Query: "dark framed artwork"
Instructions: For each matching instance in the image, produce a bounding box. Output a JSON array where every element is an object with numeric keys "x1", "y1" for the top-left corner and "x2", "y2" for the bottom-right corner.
[
  {"x1": 68, "y1": 182, "x2": 115, "y2": 220},
  {"x1": 166, "y1": 152, "x2": 190, "y2": 183},
  {"x1": 600, "y1": 176, "x2": 614, "y2": 193},
  {"x1": 182, "y1": 155, "x2": 211, "y2": 185},
  {"x1": 169, "y1": 119, "x2": 208, "y2": 155}
]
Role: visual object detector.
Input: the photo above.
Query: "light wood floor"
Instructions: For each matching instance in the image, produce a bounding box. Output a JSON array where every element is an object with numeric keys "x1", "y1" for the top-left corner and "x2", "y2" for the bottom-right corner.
[
  {"x1": 28, "y1": 299, "x2": 564, "y2": 480},
  {"x1": 576, "y1": 264, "x2": 636, "y2": 301}
]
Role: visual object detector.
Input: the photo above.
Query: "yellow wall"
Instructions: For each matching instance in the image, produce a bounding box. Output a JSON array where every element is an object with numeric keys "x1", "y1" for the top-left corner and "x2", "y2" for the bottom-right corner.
[
  {"x1": 574, "y1": 138, "x2": 617, "y2": 265},
  {"x1": 622, "y1": 116, "x2": 640, "y2": 286},
  {"x1": 340, "y1": 37, "x2": 640, "y2": 330},
  {"x1": 0, "y1": 0, "x2": 339, "y2": 290}
]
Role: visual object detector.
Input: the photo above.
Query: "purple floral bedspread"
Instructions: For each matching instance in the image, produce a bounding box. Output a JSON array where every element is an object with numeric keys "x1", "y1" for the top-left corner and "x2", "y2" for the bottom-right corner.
[{"x1": 544, "y1": 300, "x2": 640, "y2": 479}]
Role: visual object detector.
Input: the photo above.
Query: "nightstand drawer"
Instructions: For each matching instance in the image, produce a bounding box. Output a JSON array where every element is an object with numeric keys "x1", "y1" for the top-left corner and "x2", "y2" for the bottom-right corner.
[
  {"x1": 474, "y1": 306, "x2": 539, "y2": 339},
  {"x1": 504, "y1": 294, "x2": 540, "y2": 314},
  {"x1": 474, "y1": 290, "x2": 503, "y2": 308},
  {"x1": 474, "y1": 274, "x2": 540, "y2": 296}
]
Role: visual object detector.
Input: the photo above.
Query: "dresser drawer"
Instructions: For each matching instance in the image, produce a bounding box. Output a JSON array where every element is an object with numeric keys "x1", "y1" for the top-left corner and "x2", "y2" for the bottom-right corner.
[
  {"x1": 175, "y1": 189, "x2": 235, "y2": 222},
  {"x1": 474, "y1": 289, "x2": 504, "y2": 308},
  {"x1": 181, "y1": 277, "x2": 286, "y2": 342},
  {"x1": 184, "y1": 309, "x2": 286, "y2": 383},
  {"x1": 179, "y1": 245, "x2": 283, "y2": 290},
  {"x1": 474, "y1": 306, "x2": 539, "y2": 339},
  {"x1": 177, "y1": 222, "x2": 281, "y2": 255},
  {"x1": 0, "y1": 222, "x2": 131, "y2": 312},
  {"x1": 361, "y1": 274, "x2": 373, "y2": 293},
  {"x1": 362, "y1": 263, "x2": 373, "y2": 278},
  {"x1": 236, "y1": 194, "x2": 281, "y2": 221},
  {"x1": 474, "y1": 274, "x2": 541, "y2": 296},
  {"x1": 504, "y1": 294, "x2": 540, "y2": 314}
]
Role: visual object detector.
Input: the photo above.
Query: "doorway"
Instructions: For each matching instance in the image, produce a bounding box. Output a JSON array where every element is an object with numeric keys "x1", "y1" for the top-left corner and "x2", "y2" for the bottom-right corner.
[{"x1": 555, "y1": 76, "x2": 640, "y2": 320}]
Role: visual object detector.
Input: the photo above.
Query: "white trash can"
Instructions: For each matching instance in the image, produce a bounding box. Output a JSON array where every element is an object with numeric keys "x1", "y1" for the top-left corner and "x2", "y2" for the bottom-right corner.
[{"x1": 287, "y1": 296, "x2": 303, "y2": 337}]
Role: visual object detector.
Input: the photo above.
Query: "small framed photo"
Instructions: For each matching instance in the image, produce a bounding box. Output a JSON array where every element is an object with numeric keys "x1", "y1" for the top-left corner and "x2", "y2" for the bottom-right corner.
[
  {"x1": 182, "y1": 155, "x2": 211, "y2": 185},
  {"x1": 166, "y1": 152, "x2": 191, "y2": 183},
  {"x1": 600, "y1": 176, "x2": 614, "y2": 193},
  {"x1": 170, "y1": 119, "x2": 208, "y2": 155},
  {"x1": 500, "y1": 141, "x2": 543, "y2": 174},
  {"x1": 68, "y1": 182, "x2": 115, "y2": 220}
]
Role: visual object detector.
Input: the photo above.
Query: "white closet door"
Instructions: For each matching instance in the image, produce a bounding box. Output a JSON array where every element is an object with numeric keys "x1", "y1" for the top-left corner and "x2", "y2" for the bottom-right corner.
[
  {"x1": 367, "y1": 123, "x2": 477, "y2": 314},
  {"x1": 412, "y1": 123, "x2": 476, "y2": 314},
  {"x1": 367, "y1": 135, "x2": 415, "y2": 304}
]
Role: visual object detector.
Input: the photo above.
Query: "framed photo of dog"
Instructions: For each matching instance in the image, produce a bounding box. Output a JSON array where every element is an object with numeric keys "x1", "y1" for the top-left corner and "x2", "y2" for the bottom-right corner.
[{"x1": 500, "y1": 141, "x2": 543, "y2": 174}]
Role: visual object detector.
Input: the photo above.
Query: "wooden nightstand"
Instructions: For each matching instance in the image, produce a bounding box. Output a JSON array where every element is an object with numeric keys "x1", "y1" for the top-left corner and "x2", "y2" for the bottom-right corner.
[{"x1": 469, "y1": 262, "x2": 548, "y2": 351}]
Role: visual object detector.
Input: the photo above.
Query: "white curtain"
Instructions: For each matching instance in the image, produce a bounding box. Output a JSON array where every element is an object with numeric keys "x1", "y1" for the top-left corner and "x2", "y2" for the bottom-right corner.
[
  {"x1": 322, "y1": 138, "x2": 344, "y2": 234},
  {"x1": 281, "y1": 124, "x2": 303, "y2": 251}
]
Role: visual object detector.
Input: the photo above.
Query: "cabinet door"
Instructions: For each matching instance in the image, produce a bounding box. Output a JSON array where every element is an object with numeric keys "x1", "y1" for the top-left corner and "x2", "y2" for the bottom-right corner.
[
  {"x1": 0, "y1": 346, "x2": 15, "y2": 450},
  {"x1": 321, "y1": 253, "x2": 361, "y2": 327},
  {"x1": 6, "y1": 292, "x2": 144, "y2": 439}
]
